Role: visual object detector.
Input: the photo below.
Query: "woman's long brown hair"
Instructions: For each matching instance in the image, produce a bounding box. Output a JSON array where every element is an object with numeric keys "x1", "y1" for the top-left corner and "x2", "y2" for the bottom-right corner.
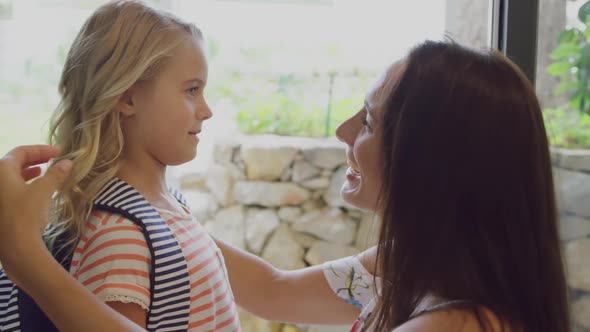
[{"x1": 373, "y1": 41, "x2": 570, "y2": 332}]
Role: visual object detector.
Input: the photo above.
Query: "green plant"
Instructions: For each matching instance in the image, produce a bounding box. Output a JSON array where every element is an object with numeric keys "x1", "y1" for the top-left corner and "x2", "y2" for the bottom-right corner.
[
  {"x1": 543, "y1": 108, "x2": 590, "y2": 148},
  {"x1": 547, "y1": 1, "x2": 590, "y2": 114},
  {"x1": 234, "y1": 72, "x2": 368, "y2": 137},
  {"x1": 544, "y1": 0, "x2": 590, "y2": 148}
]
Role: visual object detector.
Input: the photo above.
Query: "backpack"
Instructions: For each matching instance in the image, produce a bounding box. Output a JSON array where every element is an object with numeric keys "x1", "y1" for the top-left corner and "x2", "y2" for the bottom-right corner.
[{"x1": 0, "y1": 179, "x2": 192, "y2": 331}]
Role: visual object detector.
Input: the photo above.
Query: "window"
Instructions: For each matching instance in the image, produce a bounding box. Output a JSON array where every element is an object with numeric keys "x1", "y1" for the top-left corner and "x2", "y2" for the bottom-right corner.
[
  {"x1": 0, "y1": 0, "x2": 488, "y2": 173},
  {"x1": 532, "y1": 0, "x2": 590, "y2": 330}
]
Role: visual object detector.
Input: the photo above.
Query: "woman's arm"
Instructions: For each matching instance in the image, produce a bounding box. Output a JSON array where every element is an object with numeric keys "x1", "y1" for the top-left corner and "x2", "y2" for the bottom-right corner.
[
  {"x1": 0, "y1": 145, "x2": 146, "y2": 332},
  {"x1": 216, "y1": 238, "x2": 378, "y2": 325},
  {"x1": 11, "y1": 243, "x2": 146, "y2": 332}
]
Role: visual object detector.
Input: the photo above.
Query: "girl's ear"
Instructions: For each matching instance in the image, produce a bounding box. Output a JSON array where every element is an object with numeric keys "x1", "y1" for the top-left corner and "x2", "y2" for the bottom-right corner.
[{"x1": 117, "y1": 86, "x2": 139, "y2": 116}]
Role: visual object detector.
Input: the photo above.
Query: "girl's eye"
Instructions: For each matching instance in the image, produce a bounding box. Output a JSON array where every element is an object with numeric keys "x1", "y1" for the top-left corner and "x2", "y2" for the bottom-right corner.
[{"x1": 187, "y1": 87, "x2": 199, "y2": 96}]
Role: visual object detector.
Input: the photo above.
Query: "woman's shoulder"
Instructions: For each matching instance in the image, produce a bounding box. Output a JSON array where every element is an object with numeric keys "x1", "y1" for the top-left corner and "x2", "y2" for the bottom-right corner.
[{"x1": 393, "y1": 306, "x2": 510, "y2": 332}]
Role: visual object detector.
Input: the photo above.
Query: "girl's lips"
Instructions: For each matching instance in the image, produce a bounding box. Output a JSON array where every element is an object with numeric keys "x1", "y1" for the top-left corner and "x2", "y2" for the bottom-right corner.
[{"x1": 188, "y1": 132, "x2": 199, "y2": 142}]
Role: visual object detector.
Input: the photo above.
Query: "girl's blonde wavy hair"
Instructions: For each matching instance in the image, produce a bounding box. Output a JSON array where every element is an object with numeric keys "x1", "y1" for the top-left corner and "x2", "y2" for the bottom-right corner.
[{"x1": 47, "y1": 0, "x2": 202, "y2": 252}]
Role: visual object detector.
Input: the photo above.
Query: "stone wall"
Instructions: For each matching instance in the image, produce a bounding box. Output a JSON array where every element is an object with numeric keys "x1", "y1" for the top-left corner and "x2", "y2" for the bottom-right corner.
[
  {"x1": 552, "y1": 148, "x2": 590, "y2": 332},
  {"x1": 178, "y1": 135, "x2": 379, "y2": 332},
  {"x1": 176, "y1": 135, "x2": 590, "y2": 331}
]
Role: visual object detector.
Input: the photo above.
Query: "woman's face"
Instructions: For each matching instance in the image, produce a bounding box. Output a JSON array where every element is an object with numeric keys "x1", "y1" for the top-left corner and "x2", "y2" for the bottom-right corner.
[{"x1": 335, "y1": 63, "x2": 404, "y2": 213}]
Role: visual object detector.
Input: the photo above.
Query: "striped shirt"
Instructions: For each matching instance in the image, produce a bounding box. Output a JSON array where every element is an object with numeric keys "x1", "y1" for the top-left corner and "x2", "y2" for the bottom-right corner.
[{"x1": 69, "y1": 208, "x2": 240, "y2": 331}]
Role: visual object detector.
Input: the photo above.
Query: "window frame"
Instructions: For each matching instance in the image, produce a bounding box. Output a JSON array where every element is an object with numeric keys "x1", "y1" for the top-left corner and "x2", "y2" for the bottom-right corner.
[{"x1": 491, "y1": 0, "x2": 540, "y2": 85}]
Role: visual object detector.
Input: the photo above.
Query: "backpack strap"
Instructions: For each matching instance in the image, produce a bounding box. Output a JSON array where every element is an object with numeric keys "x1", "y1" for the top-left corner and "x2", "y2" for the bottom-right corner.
[
  {"x1": 0, "y1": 227, "x2": 73, "y2": 332},
  {"x1": 0, "y1": 269, "x2": 22, "y2": 332},
  {"x1": 93, "y1": 178, "x2": 191, "y2": 331},
  {"x1": 0, "y1": 179, "x2": 192, "y2": 332}
]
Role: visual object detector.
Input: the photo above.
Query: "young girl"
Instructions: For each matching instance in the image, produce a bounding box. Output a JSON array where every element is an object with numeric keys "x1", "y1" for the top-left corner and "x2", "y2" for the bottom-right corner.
[
  {"x1": 1, "y1": 2, "x2": 363, "y2": 331},
  {"x1": 45, "y1": 1, "x2": 239, "y2": 330}
]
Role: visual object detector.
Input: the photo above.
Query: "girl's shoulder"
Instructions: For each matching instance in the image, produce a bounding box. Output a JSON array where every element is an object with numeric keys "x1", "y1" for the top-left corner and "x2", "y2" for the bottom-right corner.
[
  {"x1": 83, "y1": 210, "x2": 144, "y2": 233},
  {"x1": 70, "y1": 210, "x2": 152, "y2": 310},
  {"x1": 78, "y1": 210, "x2": 146, "y2": 250}
]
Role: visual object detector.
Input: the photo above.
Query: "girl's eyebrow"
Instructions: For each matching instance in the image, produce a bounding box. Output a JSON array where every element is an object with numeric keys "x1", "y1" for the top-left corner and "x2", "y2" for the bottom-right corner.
[{"x1": 184, "y1": 78, "x2": 205, "y2": 84}]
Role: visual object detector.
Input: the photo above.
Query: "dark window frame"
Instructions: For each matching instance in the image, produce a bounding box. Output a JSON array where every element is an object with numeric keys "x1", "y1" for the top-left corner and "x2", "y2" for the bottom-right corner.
[{"x1": 491, "y1": 0, "x2": 540, "y2": 86}]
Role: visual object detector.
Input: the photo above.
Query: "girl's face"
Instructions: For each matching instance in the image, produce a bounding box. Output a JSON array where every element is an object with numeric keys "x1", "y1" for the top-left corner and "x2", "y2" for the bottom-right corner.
[
  {"x1": 335, "y1": 63, "x2": 404, "y2": 213},
  {"x1": 120, "y1": 36, "x2": 211, "y2": 167}
]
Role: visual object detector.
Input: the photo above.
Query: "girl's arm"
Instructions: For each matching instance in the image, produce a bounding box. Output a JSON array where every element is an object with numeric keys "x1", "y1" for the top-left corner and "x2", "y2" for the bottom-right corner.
[
  {"x1": 0, "y1": 145, "x2": 146, "y2": 332},
  {"x1": 216, "y1": 237, "x2": 378, "y2": 325}
]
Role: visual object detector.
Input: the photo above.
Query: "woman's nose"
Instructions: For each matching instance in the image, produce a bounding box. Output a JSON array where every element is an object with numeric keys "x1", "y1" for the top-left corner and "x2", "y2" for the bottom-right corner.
[{"x1": 335, "y1": 115, "x2": 358, "y2": 146}]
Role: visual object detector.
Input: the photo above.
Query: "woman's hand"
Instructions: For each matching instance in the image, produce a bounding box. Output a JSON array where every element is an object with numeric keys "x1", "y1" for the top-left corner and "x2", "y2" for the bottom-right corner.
[
  {"x1": 0, "y1": 145, "x2": 72, "y2": 285},
  {"x1": 0, "y1": 145, "x2": 146, "y2": 332}
]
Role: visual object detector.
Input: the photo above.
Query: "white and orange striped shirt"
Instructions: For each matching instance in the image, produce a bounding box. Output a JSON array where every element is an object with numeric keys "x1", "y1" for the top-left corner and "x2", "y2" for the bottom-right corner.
[{"x1": 69, "y1": 208, "x2": 240, "y2": 331}]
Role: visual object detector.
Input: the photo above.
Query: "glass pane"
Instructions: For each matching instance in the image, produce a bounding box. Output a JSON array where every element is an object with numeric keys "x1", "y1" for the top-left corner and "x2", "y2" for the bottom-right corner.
[
  {"x1": 174, "y1": 0, "x2": 456, "y2": 174},
  {"x1": 445, "y1": 0, "x2": 490, "y2": 48},
  {"x1": 537, "y1": 1, "x2": 590, "y2": 331},
  {"x1": 0, "y1": 0, "x2": 492, "y2": 169}
]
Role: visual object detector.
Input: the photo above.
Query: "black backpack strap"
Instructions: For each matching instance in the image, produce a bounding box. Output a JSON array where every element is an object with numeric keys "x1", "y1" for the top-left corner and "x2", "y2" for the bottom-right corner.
[
  {"x1": 0, "y1": 180, "x2": 192, "y2": 332},
  {"x1": 16, "y1": 291, "x2": 58, "y2": 332},
  {"x1": 15, "y1": 230, "x2": 73, "y2": 332},
  {"x1": 94, "y1": 178, "x2": 191, "y2": 331}
]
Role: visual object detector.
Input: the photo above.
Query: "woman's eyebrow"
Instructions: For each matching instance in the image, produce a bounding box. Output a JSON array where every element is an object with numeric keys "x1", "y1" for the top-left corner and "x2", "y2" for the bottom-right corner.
[{"x1": 364, "y1": 100, "x2": 373, "y2": 118}]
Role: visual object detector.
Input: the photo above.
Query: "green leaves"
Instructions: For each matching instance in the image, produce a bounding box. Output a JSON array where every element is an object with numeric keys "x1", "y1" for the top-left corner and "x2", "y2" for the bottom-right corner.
[
  {"x1": 547, "y1": 0, "x2": 590, "y2": 117},
  {"x1": 555, "y1": 81, "x2": 578, "y2": 95},
  {"x1": 547, "y1": 61, "x2": 571, "y2": 76},
  {"x1": 559, "y1": 28, "x2": 580, "y2": 44},
  {"x1": 550, "y1": 43, "x2": 580, "y2": 60},
  {"x1": 543, "y1": 108, "x2": 590, "y2": 148},
  {"x1": 545, "y1": 0, "x2": 590, "y2": 148},
  {"x1": 579, "y1": 1, "x2": 590, "y2": 25},
  {"x1": 234, "y1": 73, "x2": 368, "y2": 137}
]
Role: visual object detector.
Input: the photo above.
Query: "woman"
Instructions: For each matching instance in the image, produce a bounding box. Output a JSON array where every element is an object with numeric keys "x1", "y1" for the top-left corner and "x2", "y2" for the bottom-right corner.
[{"x1": 0, "y1": 40, "x2": 570, "y2": 332}]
